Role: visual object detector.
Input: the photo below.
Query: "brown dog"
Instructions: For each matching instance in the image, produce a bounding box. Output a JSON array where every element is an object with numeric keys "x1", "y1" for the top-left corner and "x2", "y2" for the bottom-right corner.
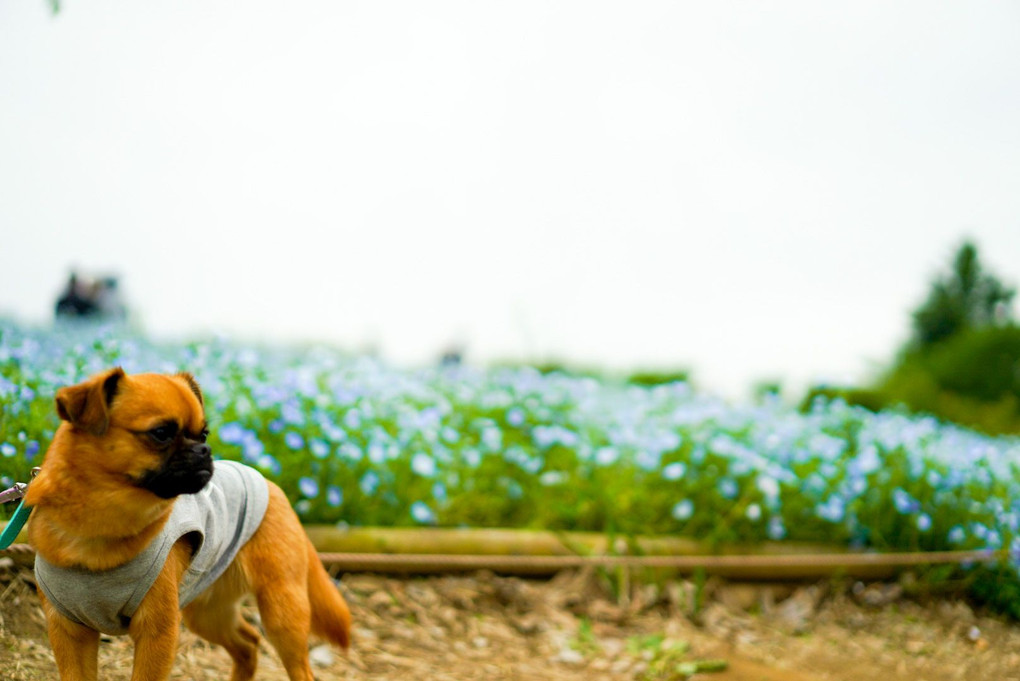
[{"x1": 25, "y1": 367, "x2": 352, "y2": 681}]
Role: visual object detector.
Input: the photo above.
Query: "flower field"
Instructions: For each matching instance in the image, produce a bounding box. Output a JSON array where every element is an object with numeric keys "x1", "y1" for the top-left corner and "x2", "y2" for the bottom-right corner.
[{"x1": 2, "y1": 318, "x2": 1020, "y2": 611}]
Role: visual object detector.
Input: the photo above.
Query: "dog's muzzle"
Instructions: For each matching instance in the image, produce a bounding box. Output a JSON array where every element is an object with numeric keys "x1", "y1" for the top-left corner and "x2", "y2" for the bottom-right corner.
[{"x1": 138, "y1": 441, "x2": 214, "y2": 499}]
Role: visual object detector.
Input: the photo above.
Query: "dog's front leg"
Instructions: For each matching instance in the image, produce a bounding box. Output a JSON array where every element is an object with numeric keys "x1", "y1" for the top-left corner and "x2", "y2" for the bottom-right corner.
[
  {"x1": 40, "y1": 592, "x2": 99, "y2": 681},
  {"x1": 128, "y1": 543, "x2": 188, "y2": 681},
  {"x1": 129, "y1": 609, "x2": 180, "y2": 681}
]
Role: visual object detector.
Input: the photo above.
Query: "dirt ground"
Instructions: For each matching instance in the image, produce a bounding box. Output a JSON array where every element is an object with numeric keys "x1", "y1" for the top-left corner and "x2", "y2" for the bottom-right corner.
[{"x1": 2, "y1": 556, "x2": 1019, "y2": 681}]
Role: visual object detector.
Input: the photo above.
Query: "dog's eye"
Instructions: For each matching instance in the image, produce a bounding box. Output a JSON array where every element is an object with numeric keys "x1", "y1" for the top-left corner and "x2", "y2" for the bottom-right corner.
[
  {"x1": 149, "y1": 424, "x2": 178, "y2": 444},
  {"x1": 197, "y1": 427, "x2": 209, "y2": 443}
]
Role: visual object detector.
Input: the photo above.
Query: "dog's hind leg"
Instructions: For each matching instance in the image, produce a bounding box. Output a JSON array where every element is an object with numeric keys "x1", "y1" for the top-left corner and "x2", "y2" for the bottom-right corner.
[
  {"x1": 182, "y1": 563, "x2": 260, "y2": 681},
  {"x1": 183, "y1": 602, "x2": 260, "y2": 681},
  {"x1": 254, "y1": 579, "x2": 317, "y2": 681},
  {"x1": 239, "y1": 483, "x2": 318, "y2": 681}
]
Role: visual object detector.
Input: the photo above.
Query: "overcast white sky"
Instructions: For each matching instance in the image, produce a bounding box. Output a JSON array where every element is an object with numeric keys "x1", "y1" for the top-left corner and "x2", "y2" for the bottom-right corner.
[{"x1": 1, "y1": 1, "x2": 1019, "y2": 397}]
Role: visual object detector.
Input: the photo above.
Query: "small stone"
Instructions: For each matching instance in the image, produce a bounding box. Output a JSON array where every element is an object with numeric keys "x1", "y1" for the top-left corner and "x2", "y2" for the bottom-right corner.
[
  {"x1": 309, "y1": 644, "x2": 334, "y2": 668},
  {"x1": 556, "y1": 647, "x2": 585, "y2": 665}
]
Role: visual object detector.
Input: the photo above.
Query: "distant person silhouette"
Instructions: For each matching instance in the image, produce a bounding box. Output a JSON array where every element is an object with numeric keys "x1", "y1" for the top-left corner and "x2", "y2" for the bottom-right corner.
[{"x1": 55, "y1": 272, "x2": 99, "y2": 319}]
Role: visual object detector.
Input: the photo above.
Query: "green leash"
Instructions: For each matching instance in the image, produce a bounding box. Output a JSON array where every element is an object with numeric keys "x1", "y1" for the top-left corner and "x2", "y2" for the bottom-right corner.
[
  {"x1": 0, "y1": 498, "x2": 31, "y2": 549},
  {"x1": 0, "y1": 468, "x2": 39, "y2": 550}
]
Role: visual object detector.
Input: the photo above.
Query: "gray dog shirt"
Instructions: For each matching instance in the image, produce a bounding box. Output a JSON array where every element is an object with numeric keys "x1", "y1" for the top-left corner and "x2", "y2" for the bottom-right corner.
[{"x1": 35, "y1": 460, "x2": 270, "y2": 635}]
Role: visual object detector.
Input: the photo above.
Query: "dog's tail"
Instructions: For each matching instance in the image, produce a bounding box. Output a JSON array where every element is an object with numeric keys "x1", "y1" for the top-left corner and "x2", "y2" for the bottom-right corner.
[{"x1": 307, "y1": 539, "x2": 352, "y2": 649}]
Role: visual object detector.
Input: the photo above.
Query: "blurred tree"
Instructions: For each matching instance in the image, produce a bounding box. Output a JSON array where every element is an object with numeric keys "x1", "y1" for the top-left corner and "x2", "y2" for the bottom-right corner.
[
  {"x1": 911, "y1": 241, "x2": 1015, "y2": 348},
  {"x1": 808, "y1": 240, "x2": 1020, "y2": 435}
]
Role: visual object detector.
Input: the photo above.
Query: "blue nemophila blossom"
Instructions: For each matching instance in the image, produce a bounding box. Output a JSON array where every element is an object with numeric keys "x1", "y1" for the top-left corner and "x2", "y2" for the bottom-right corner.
[
  {"x1": 746, "y1": 503, "x2": 762, "y2": 522},
  {"x1": 310, "y1": 438, "x2": 330, "y2": 459},
  {"x1": 768, "y1": 515, "x2": 787, "y2": 540},
  {"x1": 662, "y1": 462, "x2": 686, "y2": 480},
  {"x1": 672, "y1": 499, "x2": 694, "y2": 521},
  {"x1": 281, "y1": 400, "x2": 305, "y2": 426},
  {"x1": 298, "y1": 477, "x2": 319, "y2": 498},
  {"x1": 411, "y1": 452, "x2": 437, "y2": 477},
  {"x1": 411, "y1": 501, "x2": 436, "y2": 524},
  {"x1": 285, "y1": 432, "x2": 305, "y2": 451},
  {"x1": 359, "y1": 471, "x2": 379, "y2": 495},
  {"x1": 816, "y1": 495, "x2": 846, "y2": 523},
  {"x1": 540, "y1": 471, "x2": 566, "y2": 486},
  {"x1": 219, "y1": 422, "x2": 247, "y2": 445},
  {"x1": 241, "y1": 434, "x2": 264, "y2": 463},
  {"x1": 338, "y1": 442, "x2": 362, "y2": 461},
  {"x1": 718, "y1": 478, "x2": 739, "y2": 500},
  {"x1": 432, "y1": 483, "x2": 447, "y2": 502},
  {"x1": 595, "y1": 446, "x2": 620, "y2": 466},
  {"x1": 256, "y1": 454, "x2": 281, "y2": 475},
  {"x1": 4, "y1": 319, "x2": 1020, "y2": 615},
  {"x1": 893, "y1": 488, "x2": 921, "y2": 515}
]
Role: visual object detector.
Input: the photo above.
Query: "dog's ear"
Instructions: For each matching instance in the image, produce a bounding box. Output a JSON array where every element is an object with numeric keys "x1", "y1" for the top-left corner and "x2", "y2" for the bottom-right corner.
[
  {"x1": 175, "y1": 372, "x2": 204, "y2": 407},
  {"x1": 55, "y1": 367, "x2": 125, "y2": 436}
]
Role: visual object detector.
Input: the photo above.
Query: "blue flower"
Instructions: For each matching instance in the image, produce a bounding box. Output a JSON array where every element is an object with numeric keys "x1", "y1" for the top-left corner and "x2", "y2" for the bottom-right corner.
[
  {"x1": 298, "y1": 477, "x2": 319, "y2": 498},
  {"x1": 281, "y1": 400, "x2": 305, "y2": 426},
  {"x1": 310, "y1": 439, "x2": 329, "y2": 459},
  {"x1": 285, "y1": 432, "x2": 305, "y2": 451},
  {"x1": 241, "y1": 435, "x2": 265, "y2": 463},
  {"x1": 257, "y1": 454, "x2": 281, "y2": 475},
  {"x1": 718, "y1": 478, "x2": 739, "y2": 500},
  {"x1": 432, "y1": 482, "x2": 447, "y2": 502},
  {"x1": 0, "y1": 443, "x2": 15, "y2": 458},
  {"x1": 368, "y1": 442, "x2": 386, "y2": 464},
  {"x1": 360, "y1": 471, "x2": 380, "y2": 495},
  {"x1": 662, "y1": 462, "x2": 686, "y2": 481},
  {"x1": 595, "y1": 447, "x2": 619, "y2": 466},
  {"x1": 481, "y1": 426, "x2": 502, "y2": 452},
  {"x1": 25, "y1": 441, "x2": 40, "y2": 460},
  {"x1": 343, "y1": 409, "x2": 362, "y2": 429},
  {"x1": 463, "y1": 448, "x2": 481, "y2": 468},
  {"x1": 326, "y1": 485, "x2": 343, "y2": 507},
  {"x1": 746, "y1": 503, "x2": 762, "y2": 522},
  {"x1": 767, "y1": 516, "x2": 787, "y2": 540},
  {"x1": 540, "y1": 471, "x2": 566, "y2": 486},
  {"x1": 816, "y1": 495, "x2": 845, "y2": 523},
  {"x1": 892, "y1": 488, "x2": 919, "y2": 515},
  {"x1": 672, "y1": 499, "x2": 694, "y2": 521},
  {"x1": 916, "y1": 513, "x2": 932, "y2": 532},
  {"x1": 411, "y1": 452, "x2": 437, "y2": 477},
  {"x1": 338, "y1": 442, "x2": 363, "y2": 461},
  {"x1": 411, "y1": 501, "x2": 437, "y2": 524},
  {"x1": 219, "y1": 422, "x2": 247, "y2": 445}
]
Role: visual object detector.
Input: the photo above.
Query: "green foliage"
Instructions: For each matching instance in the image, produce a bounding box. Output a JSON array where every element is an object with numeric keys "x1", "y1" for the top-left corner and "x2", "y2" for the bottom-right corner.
[
  {"x1": 849, "y1": 240, "x2": 1020, "y2": 436},
  {"x1": 911, "y1": 241, "x2": 1014, "y2": 349},
  {"x1": 626, "y1": 370, "x2": 691, "y2": 388},
  {"x1": 5, "y1": 319, "x2": 1020, "y2": 620},
  {"x1": 879, "y1": 326, "x2": 1020, "y2": 435},
  {"x1": 800, "y1": 386, "x2": 889, "y2": 414}
]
